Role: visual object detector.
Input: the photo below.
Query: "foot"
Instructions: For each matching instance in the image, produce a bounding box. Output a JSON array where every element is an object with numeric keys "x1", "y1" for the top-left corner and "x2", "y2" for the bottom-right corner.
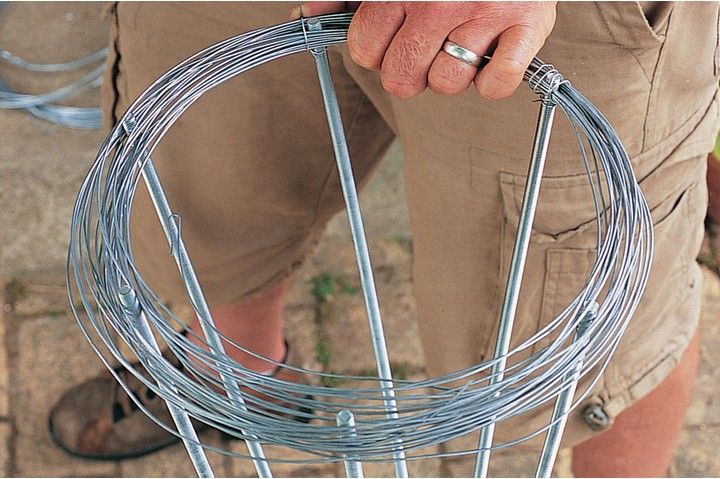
[{"x1": 48, "y1": 343, "x2": 311, "y2": 460}]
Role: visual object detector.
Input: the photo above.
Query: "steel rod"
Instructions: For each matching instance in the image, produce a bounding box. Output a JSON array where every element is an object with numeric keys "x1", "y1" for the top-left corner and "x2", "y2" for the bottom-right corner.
[
  {"x1": 118, "y1": 285, "x2": 214, "y2": 478},
  {"x1": 535, "y1": 302, "x2": 598, "y2": 478},
  {"x1": 307, "y1": 17, "x2": 409, "y2": 478},
  {"x1": 474, "y1": 98, "x2": 557, "y2": 478},
  {"x1": 123, "y1": 117, "x2": 273, "y2": 478},
  {"x1": 337, "y1": 410, "x2": 365, "y2": 478}
]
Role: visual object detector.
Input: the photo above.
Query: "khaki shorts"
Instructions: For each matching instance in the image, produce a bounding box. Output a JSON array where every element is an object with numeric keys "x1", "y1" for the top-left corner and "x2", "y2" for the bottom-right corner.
[{"x1": 102, "y1": 2, "x2": 720, "y2": 448}]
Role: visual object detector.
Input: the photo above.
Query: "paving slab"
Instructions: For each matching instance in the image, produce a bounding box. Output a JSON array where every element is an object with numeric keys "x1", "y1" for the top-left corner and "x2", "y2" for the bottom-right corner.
[
  {"x1": 554, "y1": 447, "x2": 573, "y2": 478},
  {"x1": 0, "y1": 281, "x2": 9, "y2": 418},
  {"x1": 436, "y1": 445, "x2": 570, "y2": 478},
  {"x1": 0, "y1": 421, "x2": 11, "y2": 477},
  {"x1": 227, "y1": 442, "x2": 340, "y2": 478},
  {"x1": 0, "y1": 2, "x2": 108, "y2": 277},
  {"x1": 283, "y1": 305, "x2": 324, "y2": 375},
  {"x1": 351, "y1": 448, "x2": 439, "y2": 478},
  {"x1": 118, "y1": 430, "x2": 229, "y2": 477},
  {"x1": 667, "y1": 266, "x2": 720, "y2": 478},
  {"x1": 438, "y1": 447, "x2": 537, "y2": 478},
  {"x1": 671, "y1": 426, "x2": 720, "y2": 477},
  {"x1": 12, "y1": 275, "x2": 70, "y2": 318},
  {"x1": 323, "y1": 141, "x2": 409, "y2": 245},
  {"x1": 13, "y1": 314, "x2": 117, "y2": 477},
  {"x1": 2, "y1": 2, "x2": 719, "y2": 474},
  {"x1": 312, "y1": 239, "x2": 424, "y2": 374},
  {"x1": 685, "y1": 267, "x2": 720, "y2": 427}
]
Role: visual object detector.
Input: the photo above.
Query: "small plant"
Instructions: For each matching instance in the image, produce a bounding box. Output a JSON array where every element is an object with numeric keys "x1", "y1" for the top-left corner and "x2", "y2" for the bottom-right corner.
[
  {"x1": 338, "y1": 279, "x2": 359, "y2": 296},
  {"x1": 391, "y1": 235, "x2": 414, "y2": 252},
  {"x1": 310, "y1": 272, "x2": 360, "y2": 304},
  {"x1": 48, "y1": 309, "x2": 66, "y2": 319},
  {"x1": 314, "y1": 338, "x2": 332, "y2": 367},
  {"x1": 391, "y1": 362, "x2": 410, "y2": 380},
  {"x1": 320, "y1": 373, "x2": 346, "y2": 388},
  {"x1": 358, "y1": 362, "x2": 412, "y2": 380},
  {"x1": 310, "y1": 272, "x2": 336, "y2": 304}
]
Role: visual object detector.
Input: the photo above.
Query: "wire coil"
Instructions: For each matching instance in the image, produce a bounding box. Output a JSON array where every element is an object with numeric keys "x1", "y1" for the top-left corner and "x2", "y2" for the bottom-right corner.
[
  {"x1": 0, "y1": 46, "x2": 105, "y2": 128},
  {"x1": 68, "y1": 13, "x2": 653, "y2": 466}
]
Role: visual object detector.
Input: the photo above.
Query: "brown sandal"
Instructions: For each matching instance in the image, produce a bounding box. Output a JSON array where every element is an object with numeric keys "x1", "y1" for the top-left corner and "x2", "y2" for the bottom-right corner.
[{"x1": 48, "y1": 342, "x2": 312, "y2": 460}]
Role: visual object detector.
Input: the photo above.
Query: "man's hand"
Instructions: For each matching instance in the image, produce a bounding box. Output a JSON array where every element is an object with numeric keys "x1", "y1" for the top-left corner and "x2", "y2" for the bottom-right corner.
[{"x1": 294, "y1": 2, "x2": 557, "y2": 100}]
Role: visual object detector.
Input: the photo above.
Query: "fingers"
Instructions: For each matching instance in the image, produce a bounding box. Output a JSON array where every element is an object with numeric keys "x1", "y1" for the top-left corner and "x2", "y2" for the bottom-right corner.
[
  {"x1": 347, "y1": 2, "x2": 405, "y2": 71},
  {"x1": 380, "y1": 13, "x2": 455, "y2": 98},
  {"x1": 290, "y1": 2, "x2": 345, "y2": 19},
  {"x1": 427, "y1": 20, "x2": 494, "y2": 96},
  {"x1": 342, "y1": 2, "x2": 554, "y2": 100},
  {"x1": 474, "y1": 24, "x2": 543, "y2": 100}
]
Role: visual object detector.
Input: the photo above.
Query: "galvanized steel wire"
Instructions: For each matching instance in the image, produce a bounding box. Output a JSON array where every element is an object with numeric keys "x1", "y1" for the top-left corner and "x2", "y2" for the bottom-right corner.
[
  {"x1": 67, "y1": 12, "x2": 653, "y2": 468},
  {"x1": 0, "y1": 47, "x2": 105, "y2": 128}
]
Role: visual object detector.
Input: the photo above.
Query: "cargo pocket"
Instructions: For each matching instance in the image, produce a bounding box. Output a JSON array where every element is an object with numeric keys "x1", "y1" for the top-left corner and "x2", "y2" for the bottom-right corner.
[
  {"x1": 613, "y1": 181, "x2": 700, "y2": 359},
  {"x1": 497, "y1": 160, "x2": 702, "y2": 367},
  {"x1": 587, "y1": 180, "x2": 702, "y2": 423}
]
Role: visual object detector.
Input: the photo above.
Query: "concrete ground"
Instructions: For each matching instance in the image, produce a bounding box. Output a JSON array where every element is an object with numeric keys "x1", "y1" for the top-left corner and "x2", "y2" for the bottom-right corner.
[{"x1": 1, "y1": 3, "x2": 718, "y2": 478}]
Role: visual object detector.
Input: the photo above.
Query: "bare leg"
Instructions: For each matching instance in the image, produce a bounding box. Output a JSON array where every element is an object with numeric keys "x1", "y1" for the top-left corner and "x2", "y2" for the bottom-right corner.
[
  {"x1": 187, "y1": 278, "x2": 289, "y2": 373},
  {"x1": 572, "y1": 329, "x2": 700, "y2": 477}
]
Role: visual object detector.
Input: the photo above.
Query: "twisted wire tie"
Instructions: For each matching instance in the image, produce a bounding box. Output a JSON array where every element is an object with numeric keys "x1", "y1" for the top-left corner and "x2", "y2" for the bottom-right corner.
[{"x1": 527, "y1": 62, "x2": 569, "y2": 100}]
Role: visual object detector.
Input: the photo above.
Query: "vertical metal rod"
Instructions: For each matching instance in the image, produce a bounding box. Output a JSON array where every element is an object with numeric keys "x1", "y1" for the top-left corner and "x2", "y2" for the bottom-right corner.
[
  {"x1": 474, "y1": 98, "x2": 557, "y2": 478},
  {"x1": 118, "y1": 285, "x2": 214, "y2": 478},
  {"x1": 122, "y1": 117, "x2": 272, "y2": 479},
  {"x1": 535, "y1": 302, "x2": 598, "y2": 478},
  {"x1": 306, "y1": 18, "x2": 409, "y2": 478},
  {"x1": 337, "y1": 410, "x2": 364, "y2": 478}
]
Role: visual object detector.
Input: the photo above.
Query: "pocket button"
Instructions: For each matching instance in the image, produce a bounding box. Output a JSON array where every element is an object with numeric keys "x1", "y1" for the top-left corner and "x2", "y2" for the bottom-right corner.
[{"x1": 582, "y1": 404, "x2": 611, "y2": 431}]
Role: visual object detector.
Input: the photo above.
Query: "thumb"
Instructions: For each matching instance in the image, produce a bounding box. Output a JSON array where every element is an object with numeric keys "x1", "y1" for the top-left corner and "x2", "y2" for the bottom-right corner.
[{"x1": 289, "y1": 2, "x2": 346, "y2": 19}]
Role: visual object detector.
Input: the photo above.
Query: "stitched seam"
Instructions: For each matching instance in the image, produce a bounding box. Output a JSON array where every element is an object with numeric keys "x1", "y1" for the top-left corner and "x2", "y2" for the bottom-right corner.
[
  {"x1": 716, "y1": 8, "x2": 720, "y2": 76},
  {"x1": 595, "y1": 3, "x2": 653, "y2": 84},
  {"x1": 641, "y1": 8, "x2": 674, "y2": 152}
]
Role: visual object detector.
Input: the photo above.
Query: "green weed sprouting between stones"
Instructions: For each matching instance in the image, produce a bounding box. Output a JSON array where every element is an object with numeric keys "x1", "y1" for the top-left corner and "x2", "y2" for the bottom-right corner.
[{"x1": 310, "y1": 272, "x2": 359, "y2": 304}]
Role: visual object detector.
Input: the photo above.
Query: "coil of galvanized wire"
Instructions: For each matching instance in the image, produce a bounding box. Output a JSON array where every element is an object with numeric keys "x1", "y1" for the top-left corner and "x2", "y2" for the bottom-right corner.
[
  {"x1": 0, "y1": 46, "x2": 105, "y2": 128},
  {"x1": 67, "y1": 12, "x2": 652, "y2": 471}
]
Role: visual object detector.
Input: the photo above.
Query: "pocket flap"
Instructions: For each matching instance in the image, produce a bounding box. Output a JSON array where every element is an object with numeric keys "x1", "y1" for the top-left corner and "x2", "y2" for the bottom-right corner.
[{"x1": 500, "y1": 170, "x2": 600, "y2": 242}]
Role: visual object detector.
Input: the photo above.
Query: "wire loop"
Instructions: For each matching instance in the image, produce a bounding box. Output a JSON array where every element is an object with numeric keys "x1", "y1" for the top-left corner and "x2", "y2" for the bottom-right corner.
[{"x1": 68, "y1": 12, "x2": 653, "y2": 466}]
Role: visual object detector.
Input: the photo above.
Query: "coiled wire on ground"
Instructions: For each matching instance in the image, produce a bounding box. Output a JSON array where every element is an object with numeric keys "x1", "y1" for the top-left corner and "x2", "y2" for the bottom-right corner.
[
  {"x1": 67, "y1": 13, "x2": 653, "y2": 464},
  {"x1": 0, "y1": 46, "x2": 105, "y2": 128}
]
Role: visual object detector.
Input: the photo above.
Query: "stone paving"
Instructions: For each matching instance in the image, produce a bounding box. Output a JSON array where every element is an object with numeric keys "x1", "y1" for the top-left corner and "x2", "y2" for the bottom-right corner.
[
  {"x1": 2, "y1": 217, "x2": 720, "y2": 477},
  {"x1": 1, "y1": 2, "x2": 719, "y2": 478}
]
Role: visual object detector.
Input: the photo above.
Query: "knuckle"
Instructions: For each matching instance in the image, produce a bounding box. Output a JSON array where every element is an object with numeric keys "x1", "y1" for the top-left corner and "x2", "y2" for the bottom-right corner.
[
  {"x1": 495, "y1": 56, "x2": 527, "y2": 77},
  {"x1": 380, "y1": 39, "x2": 430, "y2": 96},
  {"x1": 428, "y1": 66, "x2": 468, "y2": 95}
]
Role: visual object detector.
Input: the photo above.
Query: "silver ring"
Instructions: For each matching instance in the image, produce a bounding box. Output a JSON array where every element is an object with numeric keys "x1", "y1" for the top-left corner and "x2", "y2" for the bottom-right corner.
[{"x1": 442, "y1": 40, "x2": 481, "y2": 67}]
